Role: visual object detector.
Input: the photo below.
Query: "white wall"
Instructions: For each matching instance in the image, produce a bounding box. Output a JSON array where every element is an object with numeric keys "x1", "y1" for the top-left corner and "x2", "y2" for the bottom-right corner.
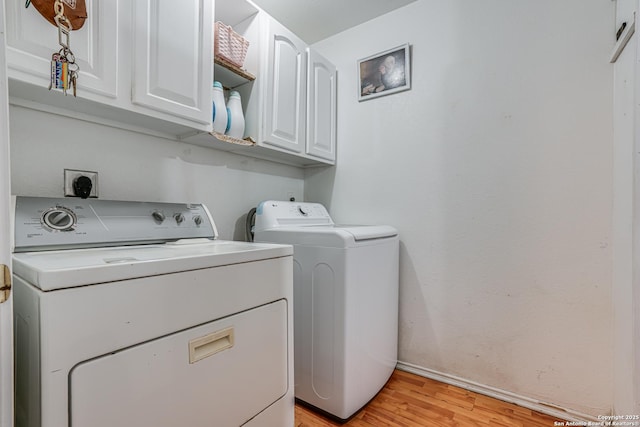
[
  {"x1": 308, "y1": 0, "x2": 614, "y2": 417},
  {"x1": 612, "y1": 0, "x2": 636, "y2": 416},
  {"x1": 9, "y1": 105, "x2": 304, "y2": 240}
]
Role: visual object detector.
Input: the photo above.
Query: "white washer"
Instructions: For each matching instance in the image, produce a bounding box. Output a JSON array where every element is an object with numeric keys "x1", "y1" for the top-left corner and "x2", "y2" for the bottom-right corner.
[
  {"x1": 253, "y1": 200, "x2": 399, "y2": 421},
  {"x1": 12, "y1": 196, "x2": 294, "y2": 427}
]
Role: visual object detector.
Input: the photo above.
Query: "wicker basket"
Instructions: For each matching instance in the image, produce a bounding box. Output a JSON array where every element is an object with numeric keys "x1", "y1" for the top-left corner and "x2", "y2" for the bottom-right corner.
[{"x1": 214, "y1": 21, "x2": 250, "y2": 68}]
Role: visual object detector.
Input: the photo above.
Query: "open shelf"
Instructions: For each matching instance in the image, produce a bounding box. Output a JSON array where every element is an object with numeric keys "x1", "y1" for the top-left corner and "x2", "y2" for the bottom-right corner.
[
  {"x1": 209, "y1": 130, "x2": 255, "y2": 146},
  {"x1": 179, "y1": 129, "x2": 332, "y2": 168},
  {"x1": 214, "y1": 56, "x2": 256, "y2": 88}
]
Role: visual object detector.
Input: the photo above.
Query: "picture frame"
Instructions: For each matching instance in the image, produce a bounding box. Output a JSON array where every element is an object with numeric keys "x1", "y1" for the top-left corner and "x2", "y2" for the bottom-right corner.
[{"x1": 358, "y1": 43, "x2": 411, "y2": 101}]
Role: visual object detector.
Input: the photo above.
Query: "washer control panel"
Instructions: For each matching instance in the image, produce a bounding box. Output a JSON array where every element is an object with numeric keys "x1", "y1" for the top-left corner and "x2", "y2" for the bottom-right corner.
[
  {"x1": 254, "y1": 200, "x2": 334, "y2": 231},
  {"x1": 13, "y1": 197, "x2": 217, "y2": 252}
]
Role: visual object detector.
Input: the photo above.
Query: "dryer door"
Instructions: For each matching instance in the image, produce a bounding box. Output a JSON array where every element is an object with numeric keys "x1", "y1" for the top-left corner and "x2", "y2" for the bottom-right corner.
[{"x1": 69, "y1": 300, "x2": 288, "y2": 426}]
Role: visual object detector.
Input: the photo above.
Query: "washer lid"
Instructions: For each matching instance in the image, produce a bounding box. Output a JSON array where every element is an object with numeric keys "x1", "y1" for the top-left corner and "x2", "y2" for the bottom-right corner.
[
  {"x1": 340, "y1": 224, "x2": 398, "y2": 241},
  {"x1": 12, "y1": 240, "x2": 293, "y2": 291},
  {"x1": 255, "y1": 224, "x2": 398, "y2": 248}
]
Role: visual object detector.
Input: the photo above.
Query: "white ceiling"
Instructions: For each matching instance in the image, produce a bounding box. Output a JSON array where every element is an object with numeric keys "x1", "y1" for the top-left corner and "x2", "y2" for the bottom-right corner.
[{"x1": 250, "y1": 0, "x2": 418, "y2": 44}]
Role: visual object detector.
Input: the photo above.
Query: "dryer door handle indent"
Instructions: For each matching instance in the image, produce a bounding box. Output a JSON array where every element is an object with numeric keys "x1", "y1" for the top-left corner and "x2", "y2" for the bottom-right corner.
[{"x1": 189, "y1": 327, "x2": 235, "y2": 364}]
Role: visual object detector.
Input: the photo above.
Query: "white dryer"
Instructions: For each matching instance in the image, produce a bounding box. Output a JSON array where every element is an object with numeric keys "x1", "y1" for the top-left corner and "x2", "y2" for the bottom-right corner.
[
  {"x1": 12, "y1": 196, "x2": 294, "y2": 427},
  {"x1": 253, "y1": 200, "x2": 399, "y2": 421}
]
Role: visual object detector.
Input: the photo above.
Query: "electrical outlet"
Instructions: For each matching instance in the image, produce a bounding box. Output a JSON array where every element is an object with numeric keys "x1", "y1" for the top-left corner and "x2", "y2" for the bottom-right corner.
[{"x1": 64, "y1": 169, "x2": 99, "y2": 198}]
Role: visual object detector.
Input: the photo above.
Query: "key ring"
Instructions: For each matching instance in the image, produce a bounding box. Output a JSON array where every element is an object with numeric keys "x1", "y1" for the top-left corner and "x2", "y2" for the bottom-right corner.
[
  {"x1": 54, "y1": 16, "x2": 72, "y2": 49},
  {"x1": 48, "y1": 0, "x2": 80, "y2": 97},
  {"x1": 58, "y1": 47, "x2": 75, "y2": 65}
]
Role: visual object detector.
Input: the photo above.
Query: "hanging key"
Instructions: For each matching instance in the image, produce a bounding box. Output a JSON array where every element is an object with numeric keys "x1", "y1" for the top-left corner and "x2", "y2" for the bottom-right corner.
[
  {"x1": 65, "y1": 51, "x2": 78, "y2": 97},
  {"x1": 47, "y1": 0, "x2": 80, "y2": 96},
  {"x1": 69, "y1": 64, "x2": 79, "y2": 97}
]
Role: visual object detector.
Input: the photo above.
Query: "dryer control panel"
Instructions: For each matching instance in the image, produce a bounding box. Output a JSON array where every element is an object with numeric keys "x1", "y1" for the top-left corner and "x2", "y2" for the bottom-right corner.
[
  {"x1": 13, "y1": 197, "x2": 218, "y2": 252},
  {"x1": 254, "y1": 200, "x2": 334, "y2": 231}
]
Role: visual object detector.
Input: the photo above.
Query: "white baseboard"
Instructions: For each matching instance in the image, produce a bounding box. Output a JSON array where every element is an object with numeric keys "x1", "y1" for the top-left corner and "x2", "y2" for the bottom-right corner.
[{"x1": 396, "y1": 361, "x2": 598, "y2": 423}]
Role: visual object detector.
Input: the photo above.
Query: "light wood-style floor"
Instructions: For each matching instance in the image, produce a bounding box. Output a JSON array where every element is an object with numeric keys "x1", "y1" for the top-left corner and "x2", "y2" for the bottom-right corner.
[{"x1": 295, "y1": 370, "x2": 565, "y2": 426}]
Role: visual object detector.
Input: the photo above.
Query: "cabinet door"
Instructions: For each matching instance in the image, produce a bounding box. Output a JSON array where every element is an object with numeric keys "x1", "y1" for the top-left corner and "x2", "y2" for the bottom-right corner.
[
  {"x1": 263, "y1": 17, "x2": 307, "y2": 153},
  {"x1": 5, "y1": 0, "x2": 118, "y2": 98},
  {"x1": 306, "y1": 48, "x2": 336, "y2": 163},
  {"x1": 132, "y1": 0, "x2": 212, "y2": 125}
]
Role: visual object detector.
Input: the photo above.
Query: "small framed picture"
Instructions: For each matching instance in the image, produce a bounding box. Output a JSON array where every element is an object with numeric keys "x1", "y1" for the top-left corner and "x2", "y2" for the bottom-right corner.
[{"x1": 358, "y1": 43, "x2": 411, "y2": 101}]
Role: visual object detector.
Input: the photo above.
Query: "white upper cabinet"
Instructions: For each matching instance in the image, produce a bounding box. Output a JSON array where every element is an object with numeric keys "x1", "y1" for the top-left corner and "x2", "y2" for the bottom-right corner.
[
  {"x1": 132, "y1": 0, "x2": 212, "y2": 125},
  {"x1": 5, "y1": 0, "x2": 212, "y2": 132},
  {"x1": 5, "y1": 0, "x2": 118, "y2": 99},
  {"x1": 221, "y1": 10, "x2": 337, "y2": 167},
  {"x1": 262, "y1": 17, "x2": 307, "y2": 153},
  {"x1": 5, "y1": 0, "x2": 336, "y2": 166},
  {"x1": 306, "y1": 48, "x2": 336, "y2": 162},
  {"x1": 257, "y1": 14, "x2": 337, "y2": 165}
]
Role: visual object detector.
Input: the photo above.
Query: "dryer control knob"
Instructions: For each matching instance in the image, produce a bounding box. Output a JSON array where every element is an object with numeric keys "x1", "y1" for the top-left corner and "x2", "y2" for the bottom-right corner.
[
  {"x1": 298, "y1": 206, "x2": 310, "y2": 216},
  {"x1": 42, "y1": 207, "x2": 77, "y2": 231},
  {"x1": 152, "y1": 211, "x2": 166, "y2": 223},
  {"x1": 193, "y1": 215, "x2": 202, "y2": 226},
  {"x1": 174, "y1": 213, "x2": 185, "y2": 224}
]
